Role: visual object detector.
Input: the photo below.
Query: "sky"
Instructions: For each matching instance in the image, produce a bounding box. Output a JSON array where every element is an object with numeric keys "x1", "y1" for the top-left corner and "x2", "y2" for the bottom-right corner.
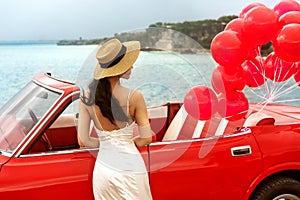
[{"x1": 0, "y1": 0, "x2": 280, "y2": 41}]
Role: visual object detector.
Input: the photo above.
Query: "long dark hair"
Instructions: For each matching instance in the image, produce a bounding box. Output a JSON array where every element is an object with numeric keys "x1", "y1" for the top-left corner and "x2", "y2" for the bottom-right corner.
[{"x1": 81, "y1": 78, "x2": 129, "y2": 125}]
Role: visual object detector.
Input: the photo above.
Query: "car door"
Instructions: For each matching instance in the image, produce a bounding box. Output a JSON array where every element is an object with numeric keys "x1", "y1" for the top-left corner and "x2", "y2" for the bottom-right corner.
[
  {"x1": 0, "y1": 94, "x2": 97, "y2": 200},
  {"x1": 148, "y1": 129, "x2": 263, "y2": 199},
  {"x1": 0, "y1": 149, "x2": 96, "y2": 200}
]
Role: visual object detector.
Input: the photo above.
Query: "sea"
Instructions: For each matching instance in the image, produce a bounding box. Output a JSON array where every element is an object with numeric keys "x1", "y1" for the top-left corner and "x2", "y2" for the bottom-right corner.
[
  {"x1": 1, "y1": 43, "x2": 300, "y2": 109},
  {"x1": 0, "y1": 43, "x2": 216, "y2": 107}
]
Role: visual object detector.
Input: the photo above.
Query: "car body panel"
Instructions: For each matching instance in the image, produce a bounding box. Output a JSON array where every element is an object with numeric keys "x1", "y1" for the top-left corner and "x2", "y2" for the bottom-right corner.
[
  {"x1": 0, "y1": 151, "x2": 96, "y2": 199},
  {"x1": 149, "y1": 131, "x2": 263, "y2": 199}
]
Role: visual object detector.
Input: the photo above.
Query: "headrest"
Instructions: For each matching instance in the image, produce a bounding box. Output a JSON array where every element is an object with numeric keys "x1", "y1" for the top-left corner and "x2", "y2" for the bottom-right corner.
[{"x1": 243, "y1": 112, "x2": 275, "y2": 127}]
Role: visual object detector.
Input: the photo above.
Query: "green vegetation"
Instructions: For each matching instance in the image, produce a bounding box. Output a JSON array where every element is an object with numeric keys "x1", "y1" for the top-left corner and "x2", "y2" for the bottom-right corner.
[
  {"x1": 148, "y1": 15, "x2": 237, "y2": 49},
  {"x1": 57, "y1": 37, "x2": 107, "y2": 45},
  {"x1": 57, "y1": 15, "x2": 237, "y2": 49}
]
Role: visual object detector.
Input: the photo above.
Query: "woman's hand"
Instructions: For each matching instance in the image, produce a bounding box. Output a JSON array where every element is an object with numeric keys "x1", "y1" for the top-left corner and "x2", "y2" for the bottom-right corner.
[{"x1": 133, "y1": 136, "x2": 152, "y2": 147}]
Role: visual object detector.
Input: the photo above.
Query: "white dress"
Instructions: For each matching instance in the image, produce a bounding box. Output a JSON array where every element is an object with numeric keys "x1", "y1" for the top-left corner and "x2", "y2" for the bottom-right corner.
[{"x1": 92, "y1": 95, "x2": 152, "y2": 199}]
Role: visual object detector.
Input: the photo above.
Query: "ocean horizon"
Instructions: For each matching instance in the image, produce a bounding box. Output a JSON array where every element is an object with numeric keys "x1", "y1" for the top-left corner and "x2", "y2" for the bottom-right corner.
[{"x1": 0, "y1": 40, "x2": 58, "y2": 45}]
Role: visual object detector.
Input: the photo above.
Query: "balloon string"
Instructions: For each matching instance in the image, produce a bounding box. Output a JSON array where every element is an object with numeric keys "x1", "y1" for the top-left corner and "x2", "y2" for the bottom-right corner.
[
  {"x1": 246, "y1": 49, "x2": 299, "y2": 108},
  {"x1": 248, "y1": 59, "x2": 263, "y2": 87},
  {"x1": 245, "y1": 61, "x2": 270, "y2": 105},
  {"x1": 272, "y1": 78, "x2": 294, "y2": 98},
  {"x1": 267, "y1": 57, "x2": 286, "y2": 98},
  {"x1": 273, "y1": 57, "x2": 281, "y2": 83},
  {"x1": 274, "y1": 98, "x2": 300, "y2": 103},
  {"x1": 254, "y1": 76, "x2": 299, "y2": 106},
  {"x1": 247, "y1": 86, "x2": 266, "y2": 101},
  {"x1": 248, "y1": 57, "x2": 271, "y2": 97},
  {"x1": 274, "y1": 59, "x2": 294, "y2": 94},
  {"x1": 255, "y1": 47, "x2": 271, "y2": 96},
  {"x1": 267, "y1": 59, "x2": 296, "y2": 101},
  {"x1": 268, "y1": 58, "x2": 282, "y2": 97},
  {"x1": 264, "y1": 60, "x2": 295, "y2": 103},
  {"x1": 257, "y1": 100, "x2": 269, "y2": 113},
  {"x1": 272, "y1": 79, "x2": 299, "y2": 100},
  {"x1": 271, "y1": 59, "x2": 296, "y2": 94}
]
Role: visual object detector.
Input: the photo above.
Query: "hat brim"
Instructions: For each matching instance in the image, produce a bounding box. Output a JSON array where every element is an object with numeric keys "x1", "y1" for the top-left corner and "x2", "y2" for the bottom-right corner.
[{"x1": 94, "y1": 41, "x2": 140, "y2": 80}]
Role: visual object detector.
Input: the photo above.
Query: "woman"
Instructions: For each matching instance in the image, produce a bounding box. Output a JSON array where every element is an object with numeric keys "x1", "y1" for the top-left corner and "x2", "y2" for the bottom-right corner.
[{"x1": 77, "y1": 38, "x2": 153, "y2": 199}]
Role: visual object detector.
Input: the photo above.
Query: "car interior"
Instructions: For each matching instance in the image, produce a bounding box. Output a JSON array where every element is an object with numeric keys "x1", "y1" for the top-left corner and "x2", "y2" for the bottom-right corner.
[{"x1": 26, "y1": 100, "x2": 278, "y2": 154}]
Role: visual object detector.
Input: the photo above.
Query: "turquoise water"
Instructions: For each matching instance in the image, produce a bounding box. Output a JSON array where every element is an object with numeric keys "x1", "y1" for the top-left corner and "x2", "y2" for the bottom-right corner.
[
  {"x1": 0, "y1": 44, "x2": 96, "y2": 106},
  {"x1": 1, "y1": 43, "x2": 300, "y2": 108},
  {"x1": 0, "y1": 44, "x2": 216, "y2": 107}
]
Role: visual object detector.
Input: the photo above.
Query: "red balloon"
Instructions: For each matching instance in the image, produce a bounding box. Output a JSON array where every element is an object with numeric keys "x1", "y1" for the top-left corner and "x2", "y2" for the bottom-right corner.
[
  {"x1": 225, "y1": 18, "x2": 244, "y2": 33},
  {"x1": 242, "y1": 56, "x2": 266, "y2": 87},
  {"x1": 218, "y1": 92, "x2": 249, "y2": 121},
  {"x1": 264, "y1": 52, "x2": 298, "y2": 82},
  {"x1": 184, "y1": 86, "x2": 218, "y2": 120},
  {"x1": 210, "y1": 30, "x2": 248, "y2": 67},
  {"x1": 279, "y1": 11, "x2": 300, "y2": 28},
  {"x1": 225, "y1": 18, "x2": 258, "y2": 59},
  {"x1": 239, "y1": 2, "x2": 266, "y2": 18},
  {"x1": 247, "y1": 45, "x2": 261, "y2": 60},
  {"x1": 243, "y1": 6, "x2": 280, "y2": 45},
  {"x1": 273, "y1": 23, "x2": 300, "y2": 62},
  {"x1": 211, "y1": 65, "x2": 246, "y2": 98},
  {"x1": 225, "y1": 17, "x2": 263, "y2": 59},
  {"x1": 273, "y1": 0, "x2": 300, "y2": 17}
]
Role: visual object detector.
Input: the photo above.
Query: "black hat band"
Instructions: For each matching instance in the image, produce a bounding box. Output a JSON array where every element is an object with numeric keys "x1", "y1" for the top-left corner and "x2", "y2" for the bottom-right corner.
[{"x1": 99, "y1": 45, "x2": 127, "y2": 69}]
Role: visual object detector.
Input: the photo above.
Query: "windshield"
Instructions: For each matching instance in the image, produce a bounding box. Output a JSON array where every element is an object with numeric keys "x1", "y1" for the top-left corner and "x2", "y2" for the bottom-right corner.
[{"x1": 0, "y1": 81, "x2": 61, "y2": 153}]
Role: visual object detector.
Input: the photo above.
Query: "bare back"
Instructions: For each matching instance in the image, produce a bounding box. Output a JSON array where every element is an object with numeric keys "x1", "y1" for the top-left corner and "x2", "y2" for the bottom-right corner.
[
  {"x1": 78, "y1": 85, "x2": 151, "y2": 148},
  {"x1": 92, "y1": 86, "x2": 134, "y2": 131}
]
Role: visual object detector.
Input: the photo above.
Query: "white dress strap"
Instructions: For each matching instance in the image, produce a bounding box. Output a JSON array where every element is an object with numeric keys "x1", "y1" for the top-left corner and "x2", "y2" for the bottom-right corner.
[{"x1": 126, "y1": 89, "x2": 133, "y2": 117}]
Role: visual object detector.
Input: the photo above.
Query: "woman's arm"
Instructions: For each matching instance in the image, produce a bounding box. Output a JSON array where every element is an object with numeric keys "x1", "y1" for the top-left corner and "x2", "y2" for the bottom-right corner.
[
  {"x1": 133, "y1": 125, "x2": 152, "y2": 147},
  {"x1": 131, "y1": 91, "x2": 152, "y2": 147},
  {"x1": 77, "y1": 100, "x2": 99, "y2": 148}
]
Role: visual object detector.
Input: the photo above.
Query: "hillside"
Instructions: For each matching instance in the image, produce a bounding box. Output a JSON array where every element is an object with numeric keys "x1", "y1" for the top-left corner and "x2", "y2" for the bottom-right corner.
[
  {"x1": 57, "y1": 15, "x2": 272, "y2": 54},
  {"x1": 57, "y1": 15, "x2": 236, "y2": 48}
]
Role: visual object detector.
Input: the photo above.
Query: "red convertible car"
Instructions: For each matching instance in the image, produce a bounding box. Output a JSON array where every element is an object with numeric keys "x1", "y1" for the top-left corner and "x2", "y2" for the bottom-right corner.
[{"x1": 0, "y1": 73, "x2": 300, "y2": 200}]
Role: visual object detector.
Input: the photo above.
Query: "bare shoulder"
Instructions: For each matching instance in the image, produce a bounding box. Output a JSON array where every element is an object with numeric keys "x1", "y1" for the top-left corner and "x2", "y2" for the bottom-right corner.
[
  {"x1": 130, "y1": 90, "x2": 145, "y2": 104},
  {"x1": 129, "y1": 89, "x2": 149, "y2": 126},
  {"x1": 80, "y1": 89, "x2": 91, "y2": 103},
  {"x1": 79, "y1": 96, "x2": 94, "y2": 113}
]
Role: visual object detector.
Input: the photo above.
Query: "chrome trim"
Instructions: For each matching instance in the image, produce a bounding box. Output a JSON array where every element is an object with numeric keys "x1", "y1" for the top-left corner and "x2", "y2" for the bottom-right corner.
[
  {"x1": 150, "y1": 136, "x2": 220, "y2": 146},
  {"x1": 0, "y1": 151, "x2": 12, "y2": 157},
  {"x1": 150, "y1": 128, "x2": 252, "y2": 146},
  {"x1": 15, "y1": 91, "x2": 80, "y2": 157},
  {"x1": 20, "y1": 148, "x2": 98, "y2": 158},
  {"x1": 222, "y1": 127, "x2": 252, "y2": 138},
  {"x1": 33, "y1": 79, "x2": 67, "y2": 94},
  {"x1": 231, "y1": 145, "x2": 252, "y2": 157}
]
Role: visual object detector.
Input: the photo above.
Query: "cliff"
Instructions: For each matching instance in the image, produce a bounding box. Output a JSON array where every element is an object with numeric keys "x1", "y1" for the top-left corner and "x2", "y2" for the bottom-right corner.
[{"x1": 57, "y1": 15, "x2": 272, "y2": 55}]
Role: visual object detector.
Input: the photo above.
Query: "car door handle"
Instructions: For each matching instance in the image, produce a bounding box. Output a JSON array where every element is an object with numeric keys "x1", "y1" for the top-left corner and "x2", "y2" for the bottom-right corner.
[{"x1": 231, "y1": 145, "x2": 252, "y2": 157}]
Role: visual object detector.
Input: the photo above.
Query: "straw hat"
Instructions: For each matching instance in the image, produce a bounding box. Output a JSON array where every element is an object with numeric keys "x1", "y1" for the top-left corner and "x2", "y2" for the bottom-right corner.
[{"x1": 94, "y1": 38, "x2": 140, "y2": 80}]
